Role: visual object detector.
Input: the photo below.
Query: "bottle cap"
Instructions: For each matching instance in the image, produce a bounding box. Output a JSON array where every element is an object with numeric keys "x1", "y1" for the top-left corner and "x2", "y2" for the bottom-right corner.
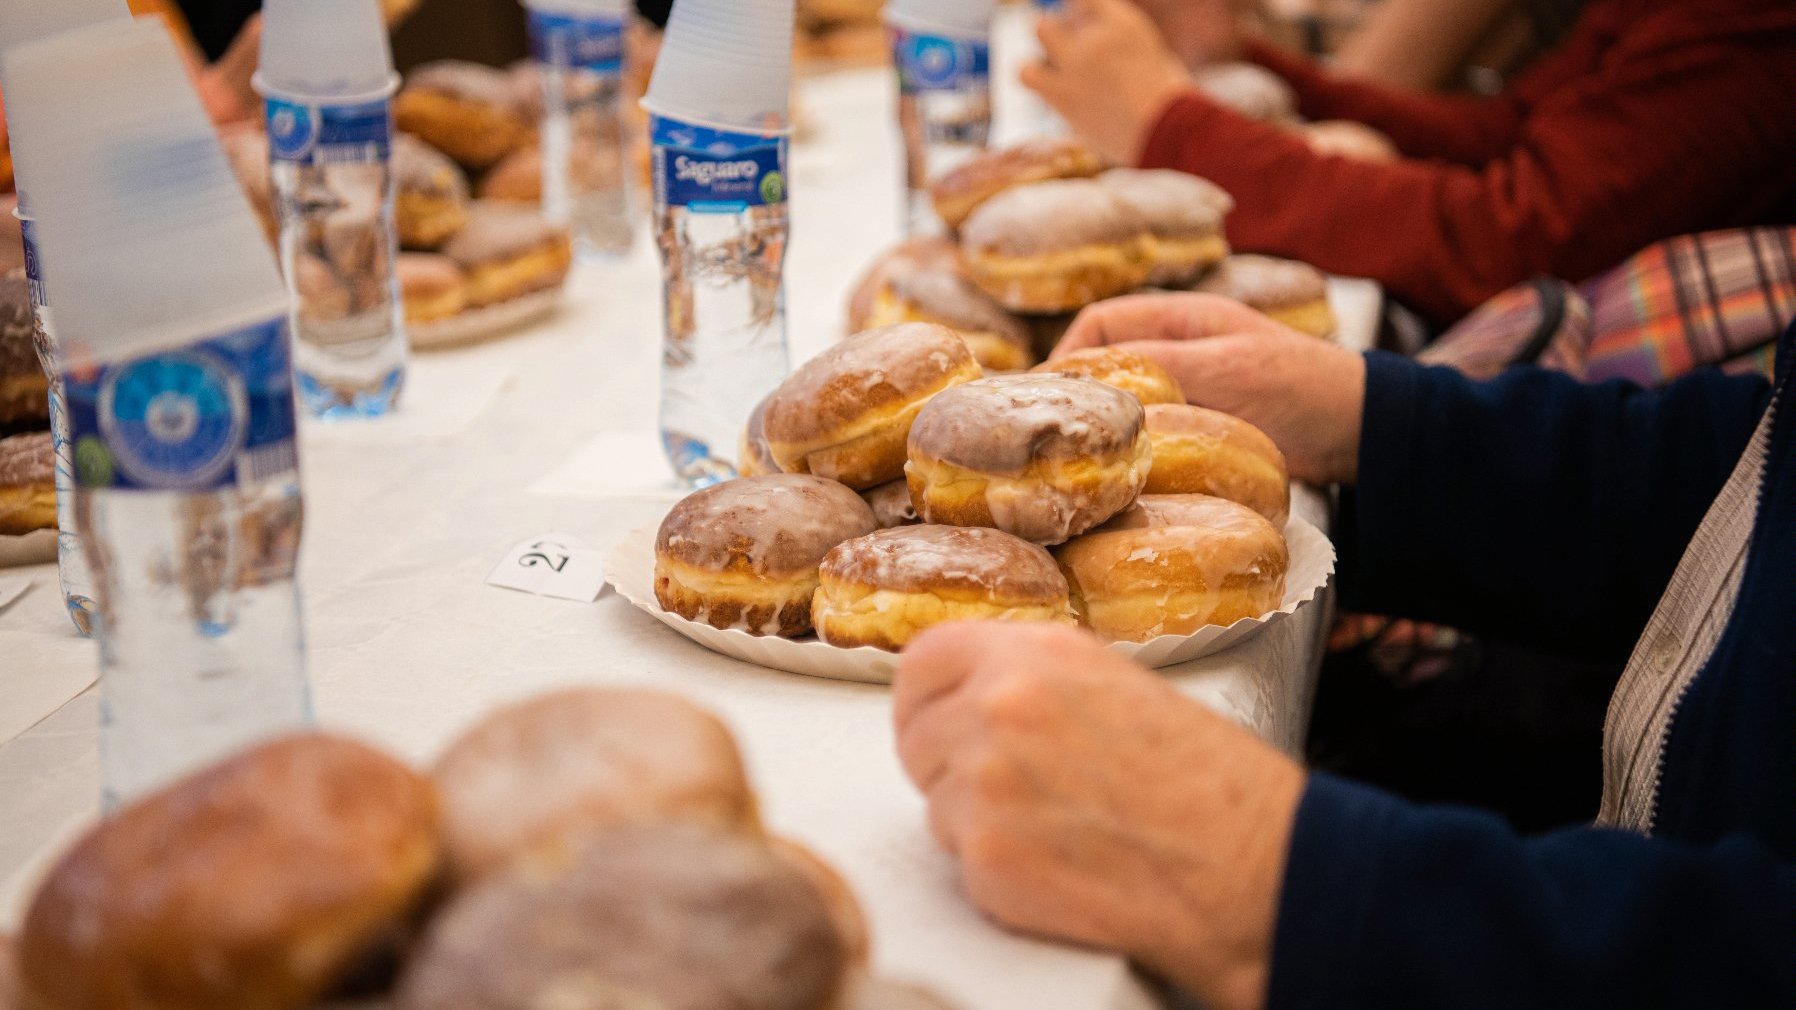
[
  {"x1": 642, "y1": 0, "x2": 795, "y2": 134},
  {"x1": 885, "y1": 0, "x2": 996, "y2": 39},
  {"x1": 6, "y1": 19, "x2": 287, "y2": 364},
  {"x1": 255, "y1": 0, "x2": 397, "y2": 104}
]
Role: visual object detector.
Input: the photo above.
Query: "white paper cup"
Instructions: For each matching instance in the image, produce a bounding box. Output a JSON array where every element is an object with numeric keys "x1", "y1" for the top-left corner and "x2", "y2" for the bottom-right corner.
[
  {"x1": 522, "y1": 0, "x2": 629, "y2": 14},
  {"x1": 0, "y1": 0, "x2": 125, "y2": 78},
  {"x1": 256, "y1": 0, "x2": 395, "y2": 103},
  {"x1": 5, "y1": 19, "x2": 287, "y2": 364},
  {"x1": 885, "y1": 0, "x2": 997, "y2": 39},
  {"x1": 643, "y1": 0, "x2": 796, "y2": 133}
]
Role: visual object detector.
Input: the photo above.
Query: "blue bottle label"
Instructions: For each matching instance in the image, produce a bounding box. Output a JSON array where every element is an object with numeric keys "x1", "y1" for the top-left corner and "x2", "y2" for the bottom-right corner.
[
  {"x1": 894, "y1": 29, "x2": 991, "y2": 94},
  {"x1": 651, "y1": 115, "x2": 788, "y2": 214},
  {"x1": 265, "y1": 96, "x2": 393, "y2": 166},
  {"x1": 62, "y1": 316, "x2": 300, "y2": 492},
  {"x1": 528, "y1": 8, "x2": 625, "y2": 76},
  {"x1": 18, "y1": 216, "x2": 47, "y2": 311}
]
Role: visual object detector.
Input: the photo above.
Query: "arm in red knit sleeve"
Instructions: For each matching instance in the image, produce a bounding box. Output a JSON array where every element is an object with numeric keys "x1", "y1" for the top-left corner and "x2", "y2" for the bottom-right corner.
[
  {"x1": 1142, "y1": 0, "x2": 1796, "y2": 324},
  {"x1": 1243, "y1": 41, "x2": 1523, "y2": 165}
]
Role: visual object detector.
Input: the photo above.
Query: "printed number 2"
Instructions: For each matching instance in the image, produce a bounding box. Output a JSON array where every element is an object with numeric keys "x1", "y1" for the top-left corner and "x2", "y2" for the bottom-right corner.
[{"x1": 520, "y1": 542, "x2": 570, "y2": 572}]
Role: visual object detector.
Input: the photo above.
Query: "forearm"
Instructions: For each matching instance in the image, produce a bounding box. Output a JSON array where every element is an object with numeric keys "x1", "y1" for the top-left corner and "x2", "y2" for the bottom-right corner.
[
  {"x1": 1270, "y1": 775, "x2": 1796, "y2": 1010},
  {"x1": 1339, "y1": 354, "x2": 1770, "y2": 659}
]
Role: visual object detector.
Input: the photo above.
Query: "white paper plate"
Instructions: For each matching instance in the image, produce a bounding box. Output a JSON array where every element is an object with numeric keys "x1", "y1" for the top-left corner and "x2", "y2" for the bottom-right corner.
[
  {"x1": 605, "y1": 518, "x2": 1335, "y2": 684},
  {"x1": 0, "y1": 529, "x2": 56, "y2": 568},
  {"x1": 409, "y1": 287, "x2": 564, "y2": 351}
]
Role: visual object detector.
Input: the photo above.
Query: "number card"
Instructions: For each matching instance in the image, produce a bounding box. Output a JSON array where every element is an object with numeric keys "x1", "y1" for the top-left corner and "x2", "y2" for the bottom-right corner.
[{"x1": 486, "y1": 532, "x2": 610, "y2": 603}]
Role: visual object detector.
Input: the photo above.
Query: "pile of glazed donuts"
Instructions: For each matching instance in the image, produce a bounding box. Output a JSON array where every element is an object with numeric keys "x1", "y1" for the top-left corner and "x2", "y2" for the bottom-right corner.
[
  {"x1": 221, "y1": 61, "x2": 584, "y2": 335},
  {"x1": 653, "y1": 326, "x2": 1294, "y2": 653},
  {"x1": 847, "y1": 140, "x2": 1340, "y2": 375},
  {"x1": 0, "y1": 687, "x2": 955, "y2": 1010}
]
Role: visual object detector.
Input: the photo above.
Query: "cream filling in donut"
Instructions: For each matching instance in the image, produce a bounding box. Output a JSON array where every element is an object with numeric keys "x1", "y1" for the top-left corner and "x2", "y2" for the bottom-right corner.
[
  {"x1": 1143, "y1": 233, "x2": 1229, "y2": 268},
  {"x1": 813, "y1": 583, "x2": 1072, "y2": 650},
  {"x1": 657, "y1": 561, "x2": 818, "y2": 636},
  {"x1": 908, "y1": 436, "x2": 1152, "y2": 545},
  {"x1": 965, "y1": 242, "x2": 1149, "y2": 281},
  {"x1": 865, "y1": 290, "x2": 1032, "y2": 371},
  {"x1": 1264, "y1": 299, "x2": 1338, "y2": 338}
]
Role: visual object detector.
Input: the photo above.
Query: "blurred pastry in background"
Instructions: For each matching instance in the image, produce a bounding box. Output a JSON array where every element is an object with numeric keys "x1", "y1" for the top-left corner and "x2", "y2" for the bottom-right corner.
[
  {"x1": 0, "y1": 431, "x2": 55, "y2": 536},
  {"x1": 441, "y1": 202, "x2": 573, "y2": 307},
  {"x1": 1192, "y1": 62, "x2": 1300, "y2": 124},
  {"x1": 1193, "y1": 254, "x2": 1338, "y2": 337},
  {"x1": 1299, "y1": 119, "x2": 1401, "y2": 163},
  {"x1": 394, "y1": 133, "x2": 471, "y2": 249},
  {"x1": 0, "y1": 275, "x2": 47, "y2": 436},
  {"x1": 396, "y1": 253, "x2": 469, "y2": 325},
  {"x1": 395, "y1": 61, "x2": 533, "y2": 170},
  {"x1": 1095, "y1": 168, "x2": 1233, "y2": 287},
  {"x1": 930, "y1": 138, "x2": 1106, "y2": 233}
]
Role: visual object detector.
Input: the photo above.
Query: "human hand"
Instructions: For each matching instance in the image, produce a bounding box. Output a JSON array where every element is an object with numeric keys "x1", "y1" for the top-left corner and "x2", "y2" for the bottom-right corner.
[
  {"x1": 1127, "y1": 0, "x2": 1252, "y2": 66},
  {"x1": 1056, "y1": 293, "x2": 1367, "y2": 484},
  {"x1": 1021, "y1": 0, "x2": 1197, "y2": 165},
  {"x1": 894, "y1": 623, "x2": 1305, "y2": 1010}
]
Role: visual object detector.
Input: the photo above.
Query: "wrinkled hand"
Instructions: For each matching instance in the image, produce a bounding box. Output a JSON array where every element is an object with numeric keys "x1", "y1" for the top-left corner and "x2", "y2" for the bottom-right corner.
[
  {"x1": 1021, "y1": 0, "x2": 1196, "y2": 165},
  {"x1": 1056, "y1": 293, "x2": 1367, "y2": 485},
  {"x1": 895, "y1": 623, "x2": 1304, "y2": 1010}
]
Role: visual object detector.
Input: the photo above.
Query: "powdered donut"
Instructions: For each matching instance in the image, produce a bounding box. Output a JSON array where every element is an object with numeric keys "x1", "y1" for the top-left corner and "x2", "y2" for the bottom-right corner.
[
  {"x1": 959, "y1": 179, "x2": 1153, "y2": 314},
  {"x1": 1094, "y1": 169, "x2": 1233, "y2": 286}
]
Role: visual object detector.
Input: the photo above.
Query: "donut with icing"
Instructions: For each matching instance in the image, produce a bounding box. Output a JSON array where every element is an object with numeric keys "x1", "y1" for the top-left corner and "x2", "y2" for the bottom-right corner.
[
  {"x1": 739, "y1": 395, "x2": 781, "y2": 477},
  {"x1": 929, "y1": 138, "x2": 1105, "y2": 232},
  {"x1": 0, "y1": 431, "x2": 54, "y2": 536},
  {"x1": 0, "y1": 275, "x2": 47, "y2": 434},
  {"x1": 1095, "y1": 169, "x2": 1233, "y2": 287},
  {"x1": 396, "y1": 253, "x2": 468, "y2": 325},
  {"x1": 850, "y1": 245, "x2": 1035, "y2": 371},
  {"x1": 860, "y1": 479, "x2": 919, "y2": 529},
  {"x1": 393, "y1": 133, "x2": 470, "y2": 250},
  {"x1": 1031, "y1": 346, "x2": 1185, "y2": 406},
  {"x1": 1192, "y1": 254, "x2": 1337, "y2": 338},
  {"x1": 905, "y1": 374, "x2": 1151, "y2": 545},
  {"x1": 441, "y1": 201, "x2": 572, "y2": 307},
  {"x1": 761, "y1": 323, "x2": 982, "y2": 490},
  {"x1": 959, "y1": 179, "x2": 1152, "y2": 314},
  {"x1": 1142, "y1": 403, "x2": 1290, "y2": 525},
  {"x1": 1057, "y1": 493, "x2": 1289, "y2": 642},
  {"x1": 812, "y1": 525, "x2": 1075, "y2": 651},
  {"x1": 655, "y1": 474, "x2": 879, "y2": 636},
  {"x1": 431, "y1": 688, "x2": 760, "y2": 883},
  {"x1": 395, "y1": 61, "x2": 533, "y2": 170}
]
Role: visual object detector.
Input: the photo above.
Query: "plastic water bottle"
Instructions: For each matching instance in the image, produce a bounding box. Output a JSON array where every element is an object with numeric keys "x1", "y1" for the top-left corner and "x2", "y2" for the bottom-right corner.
[
  {"x1": 14, "y1": 203, "x2": 98, "y2": 635},
  {"x1": 1011, "y1": 0, "x2": 1068, "y2": 141},
  {"x1": 9, "y1": 19, "x2": 313, "y2": 808},
  {"x1": 643, "y1": 0, "x2": 796, "y2": 487},
  {"x1": 888, "y1": 0, "x2": 996, "y2": 234},
  {"x1": 0, "y1": 0, "x2": 126, "y2": 638},
  {"x1": 526, "y1": 0, "x2": 635, "y2": 257},
  {"x1": 256, "y1": 0, "x2": 407, "y2": 420}
]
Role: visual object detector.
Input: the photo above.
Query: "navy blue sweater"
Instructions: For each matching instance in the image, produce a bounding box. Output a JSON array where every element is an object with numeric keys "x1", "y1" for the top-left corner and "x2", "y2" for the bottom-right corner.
[{"x1": 1267, "y1": 324, "x2": 1796, "y2": 1008}]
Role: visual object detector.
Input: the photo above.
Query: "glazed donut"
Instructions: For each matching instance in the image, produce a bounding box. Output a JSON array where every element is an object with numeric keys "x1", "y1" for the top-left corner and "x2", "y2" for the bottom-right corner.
[
  {"x1": 1142, "y1": 403, "x2": 1290, "y2": 525},
  {"x1": 394, "y1": 61, "x2": 532, "y2": 170},
  {"x1": 393, "y1": 133, "x2": 470, "y2": 249},
  {"x1": 813, "y1": 525, "x2": 1074, "y2": 651},
  {"x1": 739, "y1": 395, "x2": 781, "y2": 477},
  {"x1": 1058, "y1": 494, "x2": 1288, "y2": 642},
  {"x1": 768, "y1": 836, "x2": 871, "y2": 967},
  {"x1": 477, "y1": 144, "x2": 542, "y2": 203},
  {"x1": 1193, "y1": 62, "x2": 1298, "y2": 124},
  {"x1": 655, "y1": 474, "x2": 879, "y2": 636},
  {"x1": 845, "y1": 237, "x2": 959, "y2": 332},
  {"x1": 441, "y1": 201, "x2": 573, "y2": 307},
  {"x1": 1094, "y1": 169, "x2": 1233, "y2": 287},
  {"x1": 432, "y1": 688, "x2": 760, "y2": 882},
  {"x1": 929, "y1": 138, "x2": 1105, "y2": 232},
  {"x1": 396, "y1": 825, "x2": 849, "y2": 1010},
  {"x1": 761, "y1": 323, "x2": 982, "y2": 489},
  {"x1": 1193, "y1": 254, "x2": 1337, "y2": 338},
  {"x1": 395, "y1": 252, "x2": 468, "y2": 325},
  {"x1": 1299, "y1": 120, "x2": 1400, "y2": 164},
  {"x1": 856, "y1": 252, "x2": 1036, "y2": 371},
  {"x1": 861, "y1": 479, "x2": 919, "y2": 529},
  {"x1": 18, "y1": 735, "x2": 441, "y2": 1010},
  {"x1": 0, "y1": 432, "x2": 55, "y2": 536},
  {"x1": 960, "y1": 179, "x2": 1152, "y2": 314},
  {"x1": 0, "y1": 275, "x2": 47, "y2": 433},
  {"x1": 1031, "y1": 346, "x2": 1185, "y2": 406},
  {"x1": 906, "y1": 375, "x2": 1151, "y2": 545}
]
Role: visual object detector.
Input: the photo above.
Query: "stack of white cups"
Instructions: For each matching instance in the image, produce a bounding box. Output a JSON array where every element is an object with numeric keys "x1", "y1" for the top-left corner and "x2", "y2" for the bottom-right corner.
[
  {"x1": 7, "y1": 17, "x2": 313, "y2": 808},
  {"x1": 0, "y1": 0, "x2": 130, "y2": 635},
  {"x1": 256, "y1": 0, "x2": 409, "y2": 420},
  {"x1": 644, "y1": 0, "x2": 796, "y2": 132}
]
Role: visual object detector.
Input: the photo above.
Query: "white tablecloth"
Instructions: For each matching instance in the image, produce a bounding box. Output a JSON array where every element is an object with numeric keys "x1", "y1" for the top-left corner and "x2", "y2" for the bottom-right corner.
[{"x1": 0, "y1": 39, "x2": 1376, "y2": 1010}]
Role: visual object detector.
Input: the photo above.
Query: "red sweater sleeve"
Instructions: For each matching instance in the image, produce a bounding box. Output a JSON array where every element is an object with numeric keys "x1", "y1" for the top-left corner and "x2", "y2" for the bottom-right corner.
[
  {"x1": 1243, "y1": 42, "x2": 1523, "y2": 166},
  {"x1": 1143, "y1": 0, "x2": 1796, "y2": 325}
]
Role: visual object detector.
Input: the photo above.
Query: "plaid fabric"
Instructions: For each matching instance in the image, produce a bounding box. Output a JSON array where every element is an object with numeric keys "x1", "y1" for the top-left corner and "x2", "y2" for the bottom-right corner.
[
  {"x1": 1417, "y1": 279, "x2": 1591, "y2": 380},
  {"x1": 1581, "y1": 228, "x2": 1796, "y2": 386}
]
